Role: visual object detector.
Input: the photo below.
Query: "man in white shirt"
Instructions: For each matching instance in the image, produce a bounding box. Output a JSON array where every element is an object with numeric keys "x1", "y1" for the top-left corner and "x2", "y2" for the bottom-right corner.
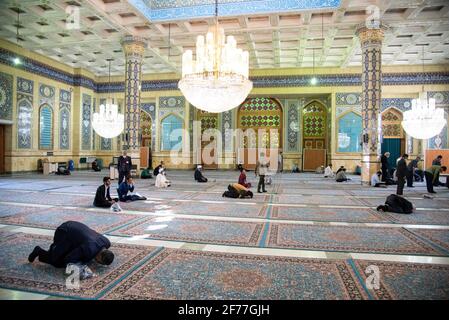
[
  {"x1": 324, "y1": 164, "x2": 335, "y2": 178},
  {"x1": 371, "y1": 171, "x2": 386, "y2": 188}
]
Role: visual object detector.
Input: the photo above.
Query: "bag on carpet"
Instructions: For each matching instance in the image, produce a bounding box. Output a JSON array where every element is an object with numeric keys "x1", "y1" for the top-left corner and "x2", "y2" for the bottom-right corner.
[{"x1": 110, "y1": 202, "x2": 122, "y2": 212}]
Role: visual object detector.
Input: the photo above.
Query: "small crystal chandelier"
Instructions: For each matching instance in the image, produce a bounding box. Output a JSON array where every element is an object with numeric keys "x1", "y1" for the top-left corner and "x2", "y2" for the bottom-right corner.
[
  {"x1": 178, "y1": 0, "x2": 252, "y2": 113},
  {"x1": 401, "y1": 46, "x2": 446, "y2": 140},
  {"x1": 401, "y1": 95, "x2": 446, "y2": 140},
  {"x1": 92, "y1": 60, "x2": 124, "y2": 138}
]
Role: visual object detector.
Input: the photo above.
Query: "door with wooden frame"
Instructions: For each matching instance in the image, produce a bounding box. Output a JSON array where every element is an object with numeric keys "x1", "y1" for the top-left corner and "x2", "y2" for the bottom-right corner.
[
  {"x1": 198, "y1": 110, "x2": 219, "y2": 169},
  {"x1": 381, "y1": 107, "x2": 405, "y2": 169},
  {"x1": 238, "y1": 97, "x2": 282, "y2": 170},
  {"x1": 140, "y1": 110, "x2": 152, "y2": 168},
  {"x1": 302, "y1": 101, "x2": 327, "y2": 171}
]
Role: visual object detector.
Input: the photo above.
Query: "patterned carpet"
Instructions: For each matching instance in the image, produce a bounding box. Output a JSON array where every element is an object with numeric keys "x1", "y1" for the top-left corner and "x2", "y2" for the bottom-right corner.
[
  {"x1": 271, "y1": 207, "x2": 387, "y2": 223},
  {"x1": 267, "y1": 224, "x2": 444, "y2": 255},
  {"x1": 0, "y1": 207, "x2": 143, "y2": 233},
  {"x1": 0, "y1": 232, "x2": 158, "y2": 299},
  {"x1": 0, "y1": 171, "x2": 448, "y2": 300},
  {"x1": 353, "y1": 260, "x2": 449, "y2": 300},
  {"x1": 102, "y1": 249, "x2": 368, "y2": 300},
  {"x1": 110, "y1": 217, "x2": 264, "y2": 246}
]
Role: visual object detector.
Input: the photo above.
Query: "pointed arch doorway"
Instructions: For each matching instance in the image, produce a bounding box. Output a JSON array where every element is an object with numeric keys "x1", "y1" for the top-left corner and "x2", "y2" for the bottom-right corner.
[
  {"x1": 381, "y1": 107, "x2": 405, "y2": 170},
  {"x1": 197, "y1": 110, "x2": 219, "y2": 169},
  {"x1": 237, "y1": 97, "x2": 283, "y2": 170},
  {"x1": 302, "y1": 100, "x2": 328, "y2": 171}
]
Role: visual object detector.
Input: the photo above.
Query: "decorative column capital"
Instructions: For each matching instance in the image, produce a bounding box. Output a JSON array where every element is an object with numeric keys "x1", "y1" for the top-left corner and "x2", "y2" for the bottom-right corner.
[
  {"x1": 356, "y1": 23, "x2": 388, "y2": 46},
  {"x1": 121, "y1": 35, "x2": 147, "y2": 57}
]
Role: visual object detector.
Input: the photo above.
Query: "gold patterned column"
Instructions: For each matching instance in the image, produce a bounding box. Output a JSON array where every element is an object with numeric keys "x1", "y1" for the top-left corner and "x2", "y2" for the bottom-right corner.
[
  {"x1": 121, "y1": 35, "x2": 146, "y2": 169},
  {"x1": 356, "y1": 24, "x2": 387, "y2": 185}
]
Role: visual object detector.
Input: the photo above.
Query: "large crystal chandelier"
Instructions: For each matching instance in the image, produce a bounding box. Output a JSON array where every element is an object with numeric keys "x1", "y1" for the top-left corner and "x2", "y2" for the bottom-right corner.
[
  {"x1": 178, "y1": 0, "x2": 252, "y2": 113},
  {"x1": 401, "y1": 96, "x2": 446, "y2": 140},
  {"x1": 400, "y1": 46, "x2": 446, "y2": 140},
  {"x1": 92, "y1": 60, "x2": 124, "y2": 138}
]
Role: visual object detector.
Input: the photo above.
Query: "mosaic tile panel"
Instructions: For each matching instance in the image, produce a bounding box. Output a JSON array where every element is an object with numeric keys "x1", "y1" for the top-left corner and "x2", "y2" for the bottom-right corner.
[
  {"x1": 59, "y1": 107, "x2": 70, "y2": 150},
  {"x1": 81, "y1": 94, "x2": 92, "y2": 150},
  {"x1": 17, "y1": 77, "x2": 33, "y2": 95},
  {"x1": 17, "y1": 95, "x2": 33, "y2": 149},
  {"x1": 286, "y1": 100, "x2": 300, "y2": 152},
  {"x1": 222, "y1": 110, "x2": 233, "y2": 152},
  {"x1": 0, "y1": 71, "x2": 13, "y2": 121}
]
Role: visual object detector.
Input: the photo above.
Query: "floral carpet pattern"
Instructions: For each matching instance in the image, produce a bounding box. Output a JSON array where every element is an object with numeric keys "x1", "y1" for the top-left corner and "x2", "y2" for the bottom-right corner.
[
  {"x1": 102, "y1": 249, "x2": 368, "y2": 300},
  {"x1": 0, "y1": 232, "x2": 158, "y2": 299}
]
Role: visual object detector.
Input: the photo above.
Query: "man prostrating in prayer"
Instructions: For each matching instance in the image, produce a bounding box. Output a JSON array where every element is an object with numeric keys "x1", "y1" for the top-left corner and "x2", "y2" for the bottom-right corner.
[{"x1": 28, "y1": 221, "x2": 114, "y2": 273}]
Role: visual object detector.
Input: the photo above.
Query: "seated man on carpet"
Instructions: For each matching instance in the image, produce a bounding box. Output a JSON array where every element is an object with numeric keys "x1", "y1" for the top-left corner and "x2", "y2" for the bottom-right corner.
[
  {"x1": 93, "y1": 177, "x2": 120, "y2": 209},
  {"x1": 118, "y1": 176, "x2": 147, "y2": 202},
  {"x1": 324, "y1": 164, "x2": 335, "y2": 178},
  {"x1": 155, "y1": 168, "x2": 171, "y2": 188},
  {"x1": 238, "y1": 168, "x2": 251, "y2": 188},
  {"x1": 28, "y1": 221, "x2": 114, "y2": 276},
  {"x1": 223, "y1": 183, "x2": 253, "y2": 199},
  {"x1": 153, "y1": 161, "x2": 165, "y2": 177},
  {"x1": 371, "y1": 171, "x2": 386, "y2": 188},
  {"x1": 194, "y1": 165, "x2": 208, "y2": 183},
  {"x1": 92, "y1": 160, "x2": 101, "y2": 172},
  {"x1": 140, "y1": 166, "x2": 153, "y2": 179},
  {"x1": 376, "y1": 194, "x2": 414, "y2": 214},
  {"x1": 336, "y1": 167, "x2": 350, "y2": 182}
]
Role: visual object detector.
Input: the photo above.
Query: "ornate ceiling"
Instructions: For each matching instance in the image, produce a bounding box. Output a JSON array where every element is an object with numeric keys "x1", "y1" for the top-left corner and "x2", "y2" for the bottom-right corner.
[{"x1": 0, "y1": 0, "x2": 448, "y2": 76}]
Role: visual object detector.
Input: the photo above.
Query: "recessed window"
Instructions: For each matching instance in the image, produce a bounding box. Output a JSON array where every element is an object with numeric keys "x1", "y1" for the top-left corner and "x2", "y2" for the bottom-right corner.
[
  {"x1": 119, "y1": 12, "x2": 136, "y2": 18},
  {"x1": 9, "y1": 7, "x2": 26, "y2": 14},
  {"x1": 66, "y1": 1, "x2": 81, "y2": 7},
  {"x1": 105, "y1": 28, "x2": 117, "y2": 33},
  {"x1": 58, "y1": 33, "x2": 70, "y2": 37},
  {"x1": 344, "y1": 10, "x2": 366, "y2": 16},
  {"x1": 427, "y1": 33, "x2": 443, "y2": 37},
  {"x1": 81, "y1": 30, "x2": 93, "y2": 35},
  {"x1": 421, "y1": 6, "x2": 443, "y2": 12},
  {"x1": 36, "y1": 35, "x2": 47, "y2": 40},
  {"x1": 36, "y1": 21, "x2": 49, "y2": 26},
  {"x1": 93, "y1": 51, "x2": 102, "y2": 54},
  {"x1": 87, "y1": 16, "x2": 101, "y2": 21},
  {"x1": 135, "y1": 25, "x2": 150, "y2": 31},
  {"x1": 397, "y1": 35, "x2": 413, "y2": 38},
  {"x1": 38, "y1": 4, "x2": 53, "y2": 11},
  {"x1": 385, "y1": 8, "x2": 407, "y2": 14}
]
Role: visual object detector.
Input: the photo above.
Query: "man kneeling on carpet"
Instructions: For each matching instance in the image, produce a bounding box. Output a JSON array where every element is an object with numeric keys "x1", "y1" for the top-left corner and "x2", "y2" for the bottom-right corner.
[
  {"x1": 194, "y1": 165, "x2": 208, "y2": 183},
  {"x1": 376, "y1": 194, "x2": 415, "y2": 214},
  {"x1": 223, "y1": 183, "x2": 253, "y2": 199},
  {"x1": 28, "y1": 221, "x2": 114, "y2": 279},
  {"x1": 118, "y1": 175, "x2": 147, "y2": 202}
]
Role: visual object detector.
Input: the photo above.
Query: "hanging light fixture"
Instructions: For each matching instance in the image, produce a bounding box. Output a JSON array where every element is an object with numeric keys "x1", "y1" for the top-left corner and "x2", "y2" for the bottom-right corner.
[
  {"x1": 13, "y1": 8, "x2": 22, "y2": 65},
  {"x1": 401, "y1": 45, "x2": 446, "y2": 140},
  {"x1": 178, "y1": 0, "x2": 252, "y2": 113},
  {"x1": 92, "y1": 60, "x2": 124, "y2": 138}
]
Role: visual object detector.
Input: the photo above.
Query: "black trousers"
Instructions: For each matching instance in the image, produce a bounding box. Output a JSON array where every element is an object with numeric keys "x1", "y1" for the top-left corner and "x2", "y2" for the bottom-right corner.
[
  {"x1": 396, "y1": 176, "x2": 405, "y2": 195},
  {"x1": 258, "y1": 175, "x2": 266, "y2": 192},
  {"x1": 425, "y1": 172, "x2": 435, "y2": 193},
  {"x1": 118, "y1": 171, "x2": 130, "y2": 185},
  {"x1": 406, "y1": 172, "x2": 414, "y2": 187},
  {"x1": 381, "y1": 168, "x2": 388, "y2": 182}
]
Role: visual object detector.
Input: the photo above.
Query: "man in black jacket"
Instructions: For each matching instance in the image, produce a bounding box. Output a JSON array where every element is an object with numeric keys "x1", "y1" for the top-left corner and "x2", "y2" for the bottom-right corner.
[
  {"x1": 94, "y1": 177, "x2": 118, "y2": 208},
  {"x1": 376, "y1": 194, "x2": 414, "y2": 214},
  {"x1": 380, "y1": 152, "x2": 390, "y2": 182},
  {"x1": 406, "y1": 156, "x2": 421, "y2": 187},
  {"x1": 117, "y1": 151, "x2": 132, "y2": 185},
  {"x1": 28, "y1": 221, "x2": 114, "y2": 268},
  {"x1": 396, "y1": 154, "x2": 409, "y2": 196}
]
